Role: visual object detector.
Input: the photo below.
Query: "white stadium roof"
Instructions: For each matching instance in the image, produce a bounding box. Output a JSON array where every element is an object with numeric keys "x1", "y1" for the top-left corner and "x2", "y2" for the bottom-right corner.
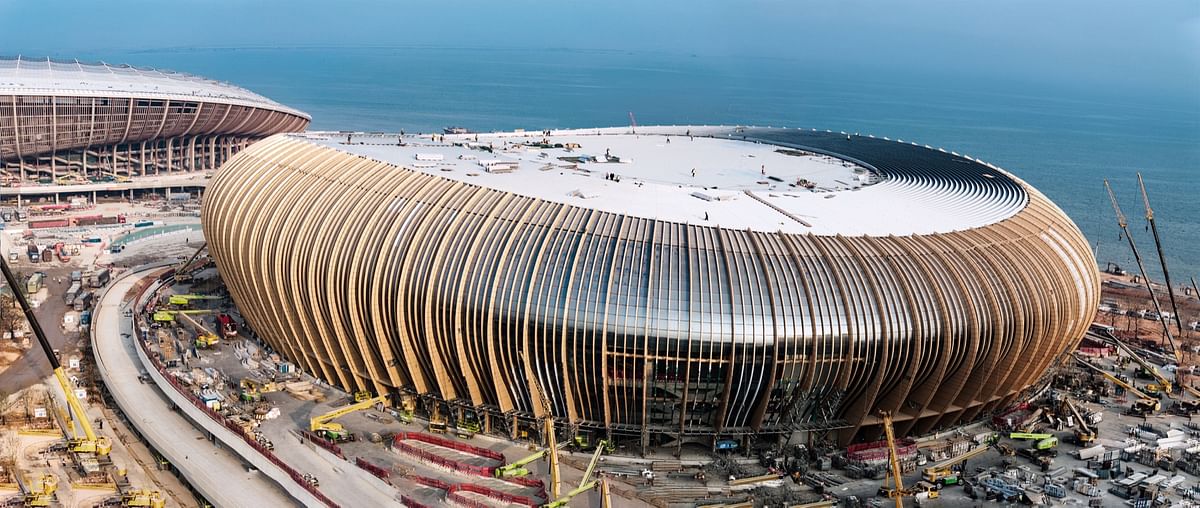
[{"x1": 0, "y1": 56, "x2": 308, "y2": 119}]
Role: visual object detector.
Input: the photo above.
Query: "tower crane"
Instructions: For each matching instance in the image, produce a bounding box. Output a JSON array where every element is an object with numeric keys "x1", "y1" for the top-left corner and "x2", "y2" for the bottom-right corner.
[
  {"x1": 1103, "y1": 179, "x2": 1181, "y2": 363},
  {"x1": 0, "y1": 256, "x2": 111, "y2": 456}
]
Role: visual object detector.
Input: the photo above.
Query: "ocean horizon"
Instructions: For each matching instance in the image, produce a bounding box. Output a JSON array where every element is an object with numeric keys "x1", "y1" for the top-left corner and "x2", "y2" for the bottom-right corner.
[{"x1": 80, "y1": 46, "x2": 1199, "y2": 283}]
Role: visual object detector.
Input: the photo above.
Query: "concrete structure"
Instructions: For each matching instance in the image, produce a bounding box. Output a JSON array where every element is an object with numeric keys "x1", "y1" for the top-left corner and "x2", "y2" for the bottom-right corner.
[
  {"x1": 92, "y1": 264, "x2": 301, "y2": 506},
  {"x1": 202, "y1": 126, "x2": 1100, "y2": 450},
  {"x1": 0, "y1": 56, "x2": 308, "y2": 189}
]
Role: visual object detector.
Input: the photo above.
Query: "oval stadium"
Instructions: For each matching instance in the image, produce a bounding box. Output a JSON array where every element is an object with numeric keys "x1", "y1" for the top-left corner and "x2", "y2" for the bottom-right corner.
[
  {"x1": 202, "y1": 126, "x2": 1100, "y2": 451},
  {"x1": 0, "y1": 56, "x2": 309, "y2": 193}
]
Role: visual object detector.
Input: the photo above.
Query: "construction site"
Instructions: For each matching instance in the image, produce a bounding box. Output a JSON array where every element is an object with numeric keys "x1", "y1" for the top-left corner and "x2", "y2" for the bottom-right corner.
[{"x1": 0, "y1": 142, "x2": 1188, "y2": 508}]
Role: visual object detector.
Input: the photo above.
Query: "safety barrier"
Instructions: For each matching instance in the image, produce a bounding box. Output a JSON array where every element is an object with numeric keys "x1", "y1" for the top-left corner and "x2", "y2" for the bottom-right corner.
[
  {"x1": 355, "y1": 457, "x2": 391, "y2": 483},
  {"x1": 130, "y1": 273, "x2": 340, "y2": 508},
  {"x1": 391, "y1": 433, "x2": 547, "y2": 500},
  {"x1": 394, "y1": 432, "x2": 506, "y2": 462},
  {"x1": 302, "y1": 430, "x2": 346, "y2": 460},
  {"x1": 400, "y1": 496, "x2": 433, "y2": 508},
  {"x1": 447, "y1": 483, "x2": 538, "y2": 507},
  {"x1": 409, "y1": 475, "x2": 451, "y2": 491}
]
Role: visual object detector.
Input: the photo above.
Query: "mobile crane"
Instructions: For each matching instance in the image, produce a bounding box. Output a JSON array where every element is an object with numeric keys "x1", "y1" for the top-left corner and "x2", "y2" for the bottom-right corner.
[
  {"x1": 1063, "y1": 398, "x2": 1096, "y2": 445},
  {"x1": 494, "y1": 442, "x2": 570, "y2": 478},
  {"x1": 1076, "y1": 356, "x2": 1160, "y2": 413},
  {"x1": 922, "y1": 444, "x2": 989, "y2": 484},
  {"x1": 120, "y1": 489, "x2": 166, "y2": 508},
  {"x1": 151, "y1": 309, "x2": 212, "y2": 323},
  {"x1": 176, "y1": 312, "x2": 220, "y2": 348},
  {"x1": 0, "y1": 256, "x2": 111, "y2": 456},
  {"x1": 1103, "y1": 180, "x2": 1181, "y2": 364},
  {"x1": 16, "y1": 473, "x2": 56, "y2": 507},
  {"x1": 309, "y1": 395, "x2": 388, "y2": 442},
  {"x1": 877, "y1": 411, "x2": 930, "y2": 507},
  {"x1": 166, "y1": 294, "x2": 221, "y2": 307},
  {"x1": 174, "y1": 243, "x2": 207, "y2": 283}
]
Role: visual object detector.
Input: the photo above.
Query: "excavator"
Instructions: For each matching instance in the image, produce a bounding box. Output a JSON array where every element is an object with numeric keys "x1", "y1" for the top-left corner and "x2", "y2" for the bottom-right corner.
[
  {"x1": 309, "y1": 395, "x2": 388, "y2": 442},
  {"x1": 0, "y1": 255, "x2": 111, "y2": 456}
]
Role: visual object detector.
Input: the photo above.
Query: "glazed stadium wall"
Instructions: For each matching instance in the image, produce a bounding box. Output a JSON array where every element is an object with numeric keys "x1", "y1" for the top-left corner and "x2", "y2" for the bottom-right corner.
[
  {"x1": 0, "y1": 94, "x2": 309, "y2": 181},
  {"x1": 202, "y1": 130, "x2": 1100, "y2": 447}
]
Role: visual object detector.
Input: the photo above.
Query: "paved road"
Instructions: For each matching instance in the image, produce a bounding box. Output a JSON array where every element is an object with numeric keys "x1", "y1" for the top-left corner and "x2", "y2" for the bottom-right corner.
[
  {"x1": 92, "y1": 265, "x2": 300, "y2": 507},
  {"x1": 2, "y1": 172, "x2": 208, "y2": 197}
]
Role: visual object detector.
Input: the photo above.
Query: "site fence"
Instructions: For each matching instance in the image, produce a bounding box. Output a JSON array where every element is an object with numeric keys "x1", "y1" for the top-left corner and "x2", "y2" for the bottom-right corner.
[
  {"x1": 392, "y1": 432, "x2": 548, "y2": 500},
  {"x1": 301, "y1": 430, "x2": 346, "y2": 459},
  {"x1": 131, "y1": 272, "x2": 340, "y2": 508}
]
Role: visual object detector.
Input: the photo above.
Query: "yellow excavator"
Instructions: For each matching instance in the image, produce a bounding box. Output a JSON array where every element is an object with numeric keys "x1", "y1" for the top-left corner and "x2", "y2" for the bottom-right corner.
[
  {"x1": 309, "y1": 395, "x2": 388, "y2": 442},
  {"x1": 0, "y1": 257, "x2": 111, "y2": 456}
]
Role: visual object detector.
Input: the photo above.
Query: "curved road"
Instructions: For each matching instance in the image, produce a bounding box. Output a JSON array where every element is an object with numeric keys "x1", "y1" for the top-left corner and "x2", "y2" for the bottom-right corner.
[{"x1": 92, "y1": 265, "x2": 301, "y2": 507}]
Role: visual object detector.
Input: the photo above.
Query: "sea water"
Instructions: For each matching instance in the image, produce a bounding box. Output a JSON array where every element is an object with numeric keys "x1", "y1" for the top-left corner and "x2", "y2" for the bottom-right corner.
[{"x1": 99, "y1": 47, "x2": 1199, "y2": 280}]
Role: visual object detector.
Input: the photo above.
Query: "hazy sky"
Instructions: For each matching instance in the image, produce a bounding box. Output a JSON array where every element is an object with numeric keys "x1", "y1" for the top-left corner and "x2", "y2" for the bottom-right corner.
[{"x1": 2, "y1": 0, "x2": 1197, "y2": 99}]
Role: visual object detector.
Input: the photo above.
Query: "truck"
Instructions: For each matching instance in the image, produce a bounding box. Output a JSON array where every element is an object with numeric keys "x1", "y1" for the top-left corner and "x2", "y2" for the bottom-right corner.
[
  {"x1": 64, "y1": 282, "x2": 81, "y2": 306},
  {"x1": 70, "y1": 271, "x2": 82, "y2": 283},
  {"x1": 72, "y1": 291, "x2": 93, "y2": 311},
  {"x1": 26, "y1": 244, "x2": 39, "y2": 262},
  {"x1": 90, "y1": 268, "x2": 110, "y2": 288},
  {"x1": 28, "y1": 218, "x2": 70, "y2": 229},
  {"x1": 25, "y1": 272, "x2": 43, "y2": 294},
  {"x1": 40, "y1": 248, "x2": 52, "y2": 263}
]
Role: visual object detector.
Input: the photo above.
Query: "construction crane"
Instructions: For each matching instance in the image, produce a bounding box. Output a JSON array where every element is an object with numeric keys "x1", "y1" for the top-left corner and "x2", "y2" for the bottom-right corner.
[
  {"x1": 120, "y1": 489, "x2": 165, "y2": 508},
  {"x1": 544, "y1": 439, "x2": 611, "y2": 508},
  {"x1": 151, "y1": 309, "x2": 212, "y2": 322},
  {"x1": 494, "y1": 442, "x2": 569, "y2": 478},
  {"x1": 1137, "y1": 173, "x2": 1186, "y2": 337},
  {"x1": 922, "y1": 444, "x2": 989, "y2": 484},
  {"x1": 167, "y1": 293, "x2": 221, "y2": 307},
  {"x1": 1075, "y1": 356, "x2": 1160, "y2": 412},
  {"x1": 174, "y1": 243, "x2": 207, "y2": 282},
  {"x1": 1096, "y1": 333, "x2": 1174, "y2": 397},
  {"x1": 1063, "y1": 399, "x2": 1096, "y2": 445},
  {"x1": 0, "y1": 256, "x2": 111, "y2": 456},
  {"x1": 16, "y1": 473, "x2": 56, "y2": 507},
  {"x1": 309, "y1": 395, "x2": 388, "y2": 442},
  {"x1": 879, "y1": 411, "x2": 909, "y2": 507},
  {"x1": 175, "y1": 311, "x2": 220, "y2": 348},
  {"x1": 1103, "y1": 179, "x2": 1181, "y2": 363}
]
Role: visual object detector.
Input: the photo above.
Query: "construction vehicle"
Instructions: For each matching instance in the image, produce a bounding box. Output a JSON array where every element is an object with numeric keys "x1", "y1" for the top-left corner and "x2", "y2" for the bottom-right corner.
[
  {"x1": 239, "y1": 379, "x2": 277, "y2": 402},
  {"x1": 167, "y1": 294, "x2": 221, "y2": 307},
  {"x1": 0, "y1": 255, "x2": 111, "y2": 456},
  {"x1": 309, "y1": 395, "x2": 388, "y2": 442},
  {"x1": 1034, "y1": 437, "x2": 1058, "y2": 450},
  {"x1": 16, "y1": 473, "x2": 56, "y2": 507},
  {"x1": 1063, "y1": 399, "x2": 1096, "y2": 445},
  {"x1": 396, "y1": 394, "x2": 416, "y2": 423},
  {"x1": 922, "y1": 444, "x2": 989, "y2": 484},
  {"x1": 151, "y1": 309, "x2": 212, "y2": 322},
  {"x1": 1076, "y1": 356, "x2": 1161, "y2": 413},
  {"x1": 494, "y1": 442, "x2": 570, "y2": 478},
  {"x1": 544, "y1": 438, "x2": 612, "y2": 508},
  {"x1": 573, "y1": 434, "x2": 616, "y2": 453},
  {"x1": 878, "y1": 411, "x2": 914, "y2": 507},
  {"x1": 1103, "y1": 180, "x2": 1182, "y2": 364},
  {"x1": 353, "y1": 391, "x2": 373, "y2": 402},
  {"x1": 174, "y1": 243, "x2": 207, "y2": 283},
  {"x1": 217, "y1": 314, "x2": 238, "y2": 338},
  {"x1": 120, "y1": 489, "x2": 166, "y2": 508},
  {"x1": 428, "y1": 404, "x2": 447, "y2": 434},
  {"x1": 1009, "y1": 432, "x2": 1052, "y2": 441}
]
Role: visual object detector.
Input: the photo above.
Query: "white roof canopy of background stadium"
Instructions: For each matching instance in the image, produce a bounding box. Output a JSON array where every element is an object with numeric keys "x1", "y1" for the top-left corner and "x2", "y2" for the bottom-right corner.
[
  {"x1": 302, "y1": 125, "x2": 1028, "y2": 236},
  {"x1": 0, "y1": 56, "x2": 309, "y2": 120}
]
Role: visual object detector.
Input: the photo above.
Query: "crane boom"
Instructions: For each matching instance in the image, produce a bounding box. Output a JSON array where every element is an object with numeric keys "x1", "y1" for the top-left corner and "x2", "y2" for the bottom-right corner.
[
  {"x1": 1094, "y1": 332, "x2": 1174, "y2": 396},
  {"x1": 881, "y1": 411, "x2": 905, "y2": 508},
  {"x1": 1137, "y1": 173, "x2": 1186, "y2": 339},
  {"x1": 310, "y1": 395, "x2": 388, "y2": 437},
  {"x1": 0, "y1": 256, "x2": 110, "y2": 455},
  {"x1": 1103, "y1": 179, "x2": 1180, "y2": 362},
  {"x1": 1075, "y1": 356, "x2": 1155, "y2": 401}
]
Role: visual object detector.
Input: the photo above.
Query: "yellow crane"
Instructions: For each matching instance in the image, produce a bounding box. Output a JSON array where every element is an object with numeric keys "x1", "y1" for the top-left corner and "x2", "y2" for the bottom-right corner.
[
  {"x1": 167, "y1": 294, "x2": 221, "y2": 307},
  {"x1": 309, "y1": 395, "x2": 388, "y2": 442},
  {"x1": 0, "y1": 256, "x2": 111, "y2": 456},
  {"x1": 1076, "y1": 356, "x2": 1160, "y2": 412},
  {"x1": 1103, "y1": 179, "x2": 1181, "y2": 363},
  {"x1": 120, "y1": 489, "x2": 166, "y2": 508},
  {"x1": 1063, "y1": 398, "x2": 1096, "y2": 445},
  {"x1": 151, "y1": 309, "x2": 212, "y2": 322},
  {"x1": 1098, "y1": 333, "x2": 1175, "y2": 397},
  {"x1": 16, "y1": 473, "x2": 56, "y2": 507},
  {"x1": 176, "y1": 311, "x2": 220, "y2": 348},
  {"x1": 879, "y1": 411, "x2": 908, "y2": 507},
  {"x1": 174, "y1": 243, "x2": 207, "y2": 282},
  {"x1": 922, "y1": 444, "x2": 989, "y2": 484}
]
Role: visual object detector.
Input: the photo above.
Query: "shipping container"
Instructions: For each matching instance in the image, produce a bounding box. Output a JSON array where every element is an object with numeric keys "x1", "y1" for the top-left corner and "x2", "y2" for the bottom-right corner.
[
  {"x1": 73, "y1": 291, "x2": 93, "y2": 311},
  {"x1": 28, "y1": 218, "x2": 70, "y2": 229},
  {"x1": 134, "y1": 220, "x2": 154, "y2": 228}
]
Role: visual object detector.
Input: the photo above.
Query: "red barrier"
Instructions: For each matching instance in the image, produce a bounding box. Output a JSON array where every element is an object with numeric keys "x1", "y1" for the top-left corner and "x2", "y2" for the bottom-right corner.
[
  {"x1": 355, "y1": 457, "x2": 392, "y2": 482},
  {"x1": 400, "y1": 496, "x2": 433, "y2": 508},
  {"x1": 128, "y1": 274, "x2": 340, "y2": 508},
  {"x1": 394, "y1": 432, "x2": 505, "y2": 462},
  {"x1": 409, "y1": 475, "x2": 451, "y2": 491},
  {"x1": 302, "y1": 430, "x2": 346, "y2": 459},
  {"x1": 447, "y1": 483, "x2": 538, "y2": 507}
]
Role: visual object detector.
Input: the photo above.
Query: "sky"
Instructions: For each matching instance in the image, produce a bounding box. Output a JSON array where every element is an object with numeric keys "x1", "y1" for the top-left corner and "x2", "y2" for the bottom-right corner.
[{"x1": 1, "y1": 0, "x2": 1198, "y2": 101}]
